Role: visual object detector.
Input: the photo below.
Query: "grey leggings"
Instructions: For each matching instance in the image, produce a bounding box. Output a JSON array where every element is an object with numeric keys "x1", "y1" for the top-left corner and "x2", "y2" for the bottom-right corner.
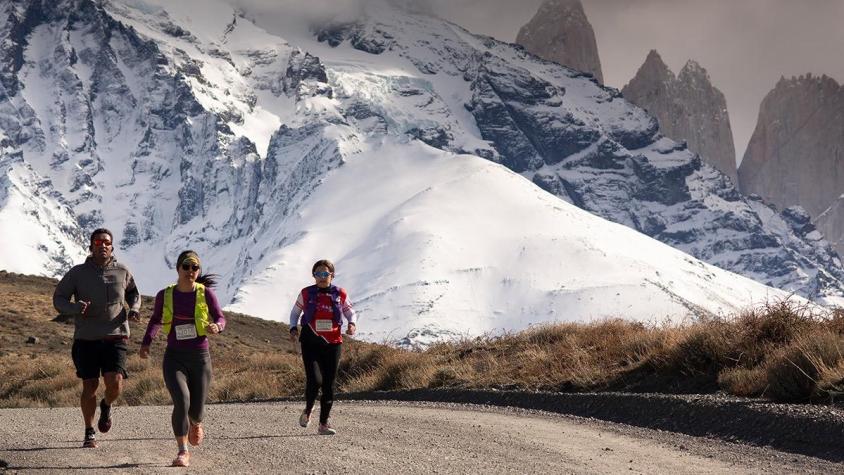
[{"x1": 163, "y1": 348, "x2": 212, "y2": 437}]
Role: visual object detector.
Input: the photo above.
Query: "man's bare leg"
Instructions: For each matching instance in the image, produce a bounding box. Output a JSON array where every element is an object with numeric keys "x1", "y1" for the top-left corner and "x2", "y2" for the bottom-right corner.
[
  {"x1": 102, "y1": 372, "x2": 122, "y2": 405},
  {"x1": 81, "y1": 378, "x2": 99, "y2": 428}
]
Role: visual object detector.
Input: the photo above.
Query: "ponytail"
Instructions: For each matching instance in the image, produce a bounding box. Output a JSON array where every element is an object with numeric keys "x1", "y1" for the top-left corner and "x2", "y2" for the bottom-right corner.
[{"x1": 196, "y1": 273, "x2": 219, "y2": 288}]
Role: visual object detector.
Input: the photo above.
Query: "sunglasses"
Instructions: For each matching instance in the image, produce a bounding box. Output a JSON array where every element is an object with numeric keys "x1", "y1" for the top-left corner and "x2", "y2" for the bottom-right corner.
[
  {"x1": 313, "y1": 271, "x2": 333, "y2": 278},
  {"x1": 181, "y1": 264, "x2": 200, "y2": 272},
  {"x1": 91, "y1": 239, "x2": 112, "y2": 247}
]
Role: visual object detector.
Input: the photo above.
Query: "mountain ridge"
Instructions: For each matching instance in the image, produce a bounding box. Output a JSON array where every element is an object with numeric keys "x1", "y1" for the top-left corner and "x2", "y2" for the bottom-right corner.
[{"x1": 0, "y1": 0, "x2": 842, "y2": 345}]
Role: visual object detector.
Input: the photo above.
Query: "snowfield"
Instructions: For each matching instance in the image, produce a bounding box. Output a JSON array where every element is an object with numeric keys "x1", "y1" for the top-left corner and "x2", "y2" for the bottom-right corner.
[{"x1": 227, "y1": 138, "x2": 789, "y2": 343}]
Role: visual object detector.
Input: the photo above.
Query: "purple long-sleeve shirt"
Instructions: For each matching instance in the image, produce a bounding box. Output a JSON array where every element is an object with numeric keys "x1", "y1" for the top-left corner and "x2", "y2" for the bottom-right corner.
[{"x1": 142, "y1": 285, "x2": 226, "y2": 350}]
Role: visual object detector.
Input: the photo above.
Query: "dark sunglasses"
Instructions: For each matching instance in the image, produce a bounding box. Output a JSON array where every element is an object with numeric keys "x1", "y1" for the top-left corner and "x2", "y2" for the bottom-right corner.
[
  {"x1": 313, "y1": 271, "x2": 332, "y2": 278},
  {"x1": 91, "y1": 239, "x2": 112, "y2": 247},
  {"x1": 181, "y1": 264, "x2": 200, "y2": 272}
]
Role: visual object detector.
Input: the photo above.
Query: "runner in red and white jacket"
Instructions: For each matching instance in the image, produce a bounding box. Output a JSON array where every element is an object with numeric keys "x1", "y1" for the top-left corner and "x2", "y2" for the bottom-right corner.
[
  {"x1": 289, "y1": 284, "x2": 357, "y2": 344},
  {"x1": 288, "y1": 259, "x2": 357, "y2": 435}
]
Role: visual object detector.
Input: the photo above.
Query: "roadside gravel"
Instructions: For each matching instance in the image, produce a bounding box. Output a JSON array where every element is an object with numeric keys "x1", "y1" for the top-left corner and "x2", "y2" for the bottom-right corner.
[
  {"x1": 1, "y1": 400, "x2": 842, "y2": 474},
  {"x1": 339, "y1": 389, "x2": 844, "y2": 462}
]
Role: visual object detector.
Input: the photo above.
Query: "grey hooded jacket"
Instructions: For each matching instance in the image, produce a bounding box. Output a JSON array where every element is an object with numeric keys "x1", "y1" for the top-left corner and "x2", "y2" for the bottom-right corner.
[{"x1": 53, "y1": 257, "x2": 141, "y2": 340}]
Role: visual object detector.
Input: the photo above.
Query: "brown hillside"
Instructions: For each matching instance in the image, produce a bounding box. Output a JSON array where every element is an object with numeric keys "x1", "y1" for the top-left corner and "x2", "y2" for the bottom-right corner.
[
  {"x1": 3, "y1": 271, "x2": 844, "y2": 408},
  {"x1": 0, "y1": 271, "x2": 391, "y2": 407}
]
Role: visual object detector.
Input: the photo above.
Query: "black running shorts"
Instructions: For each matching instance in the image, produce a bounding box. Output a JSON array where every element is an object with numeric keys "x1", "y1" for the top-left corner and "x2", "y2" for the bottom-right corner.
[{"x1": 71, "y1": 339, "x2": 129, "y2": 380}]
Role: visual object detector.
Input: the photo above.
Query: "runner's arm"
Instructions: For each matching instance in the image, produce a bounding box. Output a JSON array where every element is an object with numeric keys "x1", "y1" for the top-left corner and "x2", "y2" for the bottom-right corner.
[
  {"x1": 340, "y1": 290, "x2": 357, "y2": 325},
  {"x1": 204, "y1": 287, "x2": 226, "y2": 332},
  {"x1": 141, "y1": 291, "x2": 165, "y2": 346},
  {"x1": 53, "y1": 268, "x2": 84, "y2": 315},
  {"x1": 124, "y1": 270, "x2": 141, "y2": 314},
  {"x1": 289, "y1": 293, "x2": 304, "y2": 331}
]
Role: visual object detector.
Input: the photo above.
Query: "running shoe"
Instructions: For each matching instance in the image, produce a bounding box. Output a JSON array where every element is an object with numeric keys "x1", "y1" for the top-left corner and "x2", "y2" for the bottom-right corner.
[
  {"x1": 97, "y1": 399, "x2": 112, "y2": 433},
  {"x1": 82, "y1": 428, "x2": 97, "y2": 448},
  {"x1": 318, "y1": 423, "x2": 336, "y2": 435},
  {"x1": 172, "y1": 451, "x2": 190, "y2": 467},
  {"x1": 298, "y1": 411, "x2": 311, "y2": 428},
  {"x1": 188, "y1": 422, "x2": 204, "y2": 446}
]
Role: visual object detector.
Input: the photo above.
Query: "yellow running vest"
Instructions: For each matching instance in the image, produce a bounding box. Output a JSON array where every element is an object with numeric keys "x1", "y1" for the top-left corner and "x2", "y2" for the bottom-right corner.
[{"x1": 162, "y1": 283, "x2": 209, "y2": 337}]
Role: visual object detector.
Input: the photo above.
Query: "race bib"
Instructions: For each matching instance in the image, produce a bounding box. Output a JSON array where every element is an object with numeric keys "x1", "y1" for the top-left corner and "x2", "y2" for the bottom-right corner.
[
  {"x1": 315, "y1": 319, "x2": 333, "y2": 332},
  {"x1": 175, "y1": 324, "x2": 198, "y2": 340}
]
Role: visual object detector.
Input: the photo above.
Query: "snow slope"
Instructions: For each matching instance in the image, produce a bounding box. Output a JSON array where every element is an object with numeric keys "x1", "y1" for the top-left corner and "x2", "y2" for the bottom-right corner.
[{"x1": 228, "y1": 138, "x2": 787, "y2": 343}]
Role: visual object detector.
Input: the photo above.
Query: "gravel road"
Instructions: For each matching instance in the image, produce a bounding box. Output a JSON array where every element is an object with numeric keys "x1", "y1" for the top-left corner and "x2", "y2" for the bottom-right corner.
[{"x1": 1, "y1": 401, "x2": 841, "y2": 474}]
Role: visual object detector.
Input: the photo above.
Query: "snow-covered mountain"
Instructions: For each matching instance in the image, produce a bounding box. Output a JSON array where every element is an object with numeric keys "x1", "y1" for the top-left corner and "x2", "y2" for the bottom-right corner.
[
  {"x1": 0, "y1": 0, "x2": 837, "y2": 344},
  {"x1": 231, "y1": 138, "x2": 790, "y2": 346}
]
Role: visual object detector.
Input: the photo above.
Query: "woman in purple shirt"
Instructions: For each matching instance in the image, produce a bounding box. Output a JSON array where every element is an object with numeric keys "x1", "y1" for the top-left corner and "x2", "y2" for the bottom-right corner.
[{"x1": 140, "y1": 250, "x2": 225, "y2": 467}]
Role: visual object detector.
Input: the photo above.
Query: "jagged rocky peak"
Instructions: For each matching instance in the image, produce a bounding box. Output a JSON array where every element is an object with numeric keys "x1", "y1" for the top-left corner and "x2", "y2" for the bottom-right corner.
[
  {"x1": 516, "y1": 0, "x2": 603, "y2": 83},
  {"x1": 679, "y1": 59, "x2": 708, "y2": 82},
  {"x1": 623, "y1": 50, "x2": 737, "y2": 183},
  {"x1": 621, "y1": 50, "x2": 676, "y2": 116},
  {"x1": 739, "y1": 73, "x2": 844, "y2": 255},
  {"x1": 634, "y1": 49, "x2": 674, "y2": 84}
]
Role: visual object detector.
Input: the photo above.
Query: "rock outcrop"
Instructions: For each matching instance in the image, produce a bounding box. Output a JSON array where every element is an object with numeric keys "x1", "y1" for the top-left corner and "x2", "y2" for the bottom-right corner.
[
  {"x1": 623, "y1": 50, "x2": 737, "y2": 183},
  {"x1": 738, "y1": 74, "x2": 844, "y2": 255},
  {"x1": 738, "y1": 75, "x2": 844, "y2": 210},
  {"x1": 516, "y1": 0, "x2": 603, "y2": 83}
]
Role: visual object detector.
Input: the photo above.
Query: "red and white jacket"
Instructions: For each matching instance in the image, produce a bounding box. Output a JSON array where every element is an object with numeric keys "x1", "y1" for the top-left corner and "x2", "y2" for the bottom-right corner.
[{"x1": 289, "y1": 285, "x2": 357, "y2": 344}]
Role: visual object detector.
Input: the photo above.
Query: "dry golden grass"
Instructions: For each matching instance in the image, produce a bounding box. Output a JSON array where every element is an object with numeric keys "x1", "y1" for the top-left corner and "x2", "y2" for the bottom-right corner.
[
  {"x1": 3, "y1": 271, "x2": 844, "y2": 407},
  {"x1": 718, "y1": 366, "x2": 768, "y2": 397},
  {"x1": 416, "y1": 300, "x2": 844, "y2": 401},
  {"x1": 762, "y1": 331, "x2": 844, "y2": 402},
  {"x1": 0, "y1": 271, "x2": 370, "y2": 407}
]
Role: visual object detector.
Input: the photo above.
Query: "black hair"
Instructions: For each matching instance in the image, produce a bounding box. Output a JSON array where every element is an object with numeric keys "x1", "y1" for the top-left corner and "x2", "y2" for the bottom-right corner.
[
  {"x1": 90, "y1": 228, "x2": 113, "y2": 242},
  {"x1": 196, "y1": 274, "x2": 219, "y2": 288},
  {"x1": 312, "y1": 259, "x2": 335, "y2": 274},
  {"x1": 175, "y1": 250, "x2": 219, "y2": 288},
  {"x1": 88, "y1": 228, "x2": 114, "y2": 254}
]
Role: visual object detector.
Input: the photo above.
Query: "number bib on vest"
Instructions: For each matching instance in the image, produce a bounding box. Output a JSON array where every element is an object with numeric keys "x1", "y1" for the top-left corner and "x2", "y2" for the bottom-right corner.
[
  {"x1": 314, "y1": 319, "x2": 334, "y2": 332},
  {"x1": 175, "y1": 324, "x2": 198, "y2": 340}
]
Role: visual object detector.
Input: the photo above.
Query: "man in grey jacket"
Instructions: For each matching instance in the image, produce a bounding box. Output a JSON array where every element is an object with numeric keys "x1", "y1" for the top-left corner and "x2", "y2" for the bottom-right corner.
[{"x1": 53, "y1": 228, "x2": 141, "y2": 448}]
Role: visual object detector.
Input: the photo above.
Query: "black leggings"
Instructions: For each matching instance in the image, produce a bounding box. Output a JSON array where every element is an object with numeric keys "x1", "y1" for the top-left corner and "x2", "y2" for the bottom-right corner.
[
  {"x1": 163, "y1": 348, "x2": 212, "y2": 437},
  {"x1": 300, "y1": 326, "x2": 342, "y2": 424}
]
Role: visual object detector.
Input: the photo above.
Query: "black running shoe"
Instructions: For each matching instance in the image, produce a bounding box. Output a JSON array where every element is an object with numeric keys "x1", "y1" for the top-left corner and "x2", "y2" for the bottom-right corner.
[
  {"x1": 83, "y1": 427, "x2": 97, "y2": 448},
  {"x1": 97, "y1": 399, "x2": 112, "y2": 433}
]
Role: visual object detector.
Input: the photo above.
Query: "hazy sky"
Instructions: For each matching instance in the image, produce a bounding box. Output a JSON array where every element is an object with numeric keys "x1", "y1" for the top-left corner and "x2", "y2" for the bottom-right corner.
[
  {"x1": 238, "y1": 0, "x2": 844, "y2": 164},
  {"x1": 430, "y1": 0, "x2": 844, "y2": 165}
]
